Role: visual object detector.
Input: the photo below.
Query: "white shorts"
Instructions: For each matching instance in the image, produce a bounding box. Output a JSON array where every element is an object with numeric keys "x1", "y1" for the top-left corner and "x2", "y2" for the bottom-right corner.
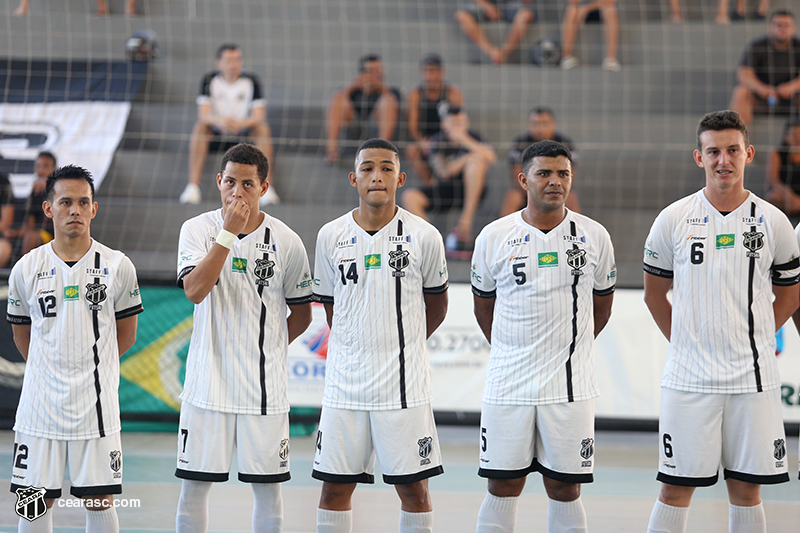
[
  {"x1": 478, "y1": 400, "x2": 595, "y2": 483},
  {"x1": 10, "y1": 432, "x2": 123, "y2": 499},
  {"x1": 312, "y1": 404, "x2": 443, "y2": 485},
  {"x1": 175, "y1": 402, "x2": 290, "y2": 483},
  {"x1": 657, "y1": 388, "x2": 789, "y2": 486}
]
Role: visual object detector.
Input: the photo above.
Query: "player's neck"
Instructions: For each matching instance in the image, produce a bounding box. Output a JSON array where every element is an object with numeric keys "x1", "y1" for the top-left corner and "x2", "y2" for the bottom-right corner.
[
  {"x1": 521, "y1": 205, "x2": 567, "y2": 231},
  {"x1": 241, "y1": 210, "x2": 265, "y2": 235},
  {"x1": 703, "y1": 186, "x2": 749, "y2": 213},
  {"x1": 353, "y1": 203, "x2": 397, "y2": 232},
  {"x1": 51, "y1": 234, "x2": 93, "y2": 262}
]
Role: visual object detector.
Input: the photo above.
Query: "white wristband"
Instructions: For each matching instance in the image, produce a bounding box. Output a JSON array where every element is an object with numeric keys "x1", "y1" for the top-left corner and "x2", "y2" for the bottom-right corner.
[{"x1": 215, "y1": 229, "x2": 236, "y2": 249}]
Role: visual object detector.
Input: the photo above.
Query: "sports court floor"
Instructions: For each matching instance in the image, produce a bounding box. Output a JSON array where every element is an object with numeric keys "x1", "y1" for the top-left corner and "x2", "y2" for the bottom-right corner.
[{"x1": 1, "y1": 428, "x2": 798, "y2": 532}]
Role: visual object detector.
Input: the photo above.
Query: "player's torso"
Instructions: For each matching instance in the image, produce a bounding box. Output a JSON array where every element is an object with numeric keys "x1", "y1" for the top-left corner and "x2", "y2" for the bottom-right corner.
[{"x1": 208, "y1": 74, "x2": 256, "y2": 119}]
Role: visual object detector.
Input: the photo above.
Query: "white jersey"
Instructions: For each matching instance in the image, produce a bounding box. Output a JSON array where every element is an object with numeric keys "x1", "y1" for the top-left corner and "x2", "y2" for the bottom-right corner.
[
  {"x1": 7, "y1": 241, "x2": 143, "y2": 440},
  {"x1": 644, "y1": 190, "x2": 800, "y2": 394},
  {"x1": 177, "y1": 209, "x2": 312, "y2": 415},
  {"x1": 313, "y1": 208, "x2": 449, "y2": 411},
  {"x1": 471, "y1": 210, "x2": 616, "y2": 405}
]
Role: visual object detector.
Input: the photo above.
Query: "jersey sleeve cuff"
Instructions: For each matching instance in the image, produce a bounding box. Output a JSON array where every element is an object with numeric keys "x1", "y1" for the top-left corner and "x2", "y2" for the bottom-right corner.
[
  {"x1": 773, "y1": 257, "x2": 800, "y2": 271},
  {"x1": 312, "y1": 293, "x2": 334, "y2": 305},
  {"x1": 115, "y1": 304, "x2": 144, "y2": 320},
  {"x1": 643, "y1": 263, "x2": 673, "y2": 278},
  {"x1": 176, "y1": 266, "x2": 196, "y2": 288},
  {"x1": 593, "y1": 285, "x2": 615, "y2": 297},
  {"x1": 286, "y1": 295, "x2": 313, "y2": 306},
  {"x1": 422, "y1": 281, "x2": 449, "y2": 295},
  {"x1": 471, "y1": 285, "x2": 496, "y2": 299},
  {"x1": 6, "y1": 314, "x2": 31, "y2": 325},
  {"x1": 772, "y1": 272, "x2": 800, "y2": 286}
]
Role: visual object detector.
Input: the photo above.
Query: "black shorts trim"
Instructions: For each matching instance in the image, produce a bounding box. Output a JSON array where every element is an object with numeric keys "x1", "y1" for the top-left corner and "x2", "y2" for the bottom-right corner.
[
  {"x1": 175, "y1": 468, "x2": 229, "y2": 483},
  {"x1": 478, "y1": 465, "x2": 534, "y2": 480},
  {"x1": 312, "y1": 293, "x2": 334, "y2": 305},
  {"x1": 723, "y1": 469, "x2": 790, "y2": 485},
  {"x1": 70, "y1": 484, "x2": 123, "y2": 497},
  {"x1": 593, "y1": 286, "x2": 615, "y2": 297},
  {"x1": 643, "y1": 263, "x2": 673, "y2": 279},
  {"x1": 534, "y1": 459, "x2": 593, "y2": 484},
  {"x1": 115, "y1": 303, "x2": 144, "y2": 320},
  {"x1": 656, "y1": 471, "x2": 718, "y2": 487},
  {"x1": 10, "y1": 484, "x2": 62, "y2": 500},
  {"x1": 238, "y1": 472, "x2": 291, "y2": 484},
  {"x1": 286, "y1": 295, "x2": 313, "y2": 306},
  {"x1": 176, "y1": 266, "x2": 196, "y2": 288},
  {"x1": 7, "y1": 314, "x2": 31, "y2": 325},
  {"x1": 383, "y1": 465, "x2": 444, "y2": 485},
  {"x1": 471, "y1": 285, "x2": 496, "y2": 299},
  {"x1": 311, "y1": 470, "x2": 375, "y2": 484},
  {"x1": 422, "y1": 282, "x2": 449, "y2": 295}
]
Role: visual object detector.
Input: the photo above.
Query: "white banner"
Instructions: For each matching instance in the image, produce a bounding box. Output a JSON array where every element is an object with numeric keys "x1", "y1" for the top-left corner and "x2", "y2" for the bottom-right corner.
[
  {"x1": 288, "y1": 285, "x2": 800, "y2": 423},
  {"x1": 0, "y1": 102, "x2": 131, "y2": 197}
]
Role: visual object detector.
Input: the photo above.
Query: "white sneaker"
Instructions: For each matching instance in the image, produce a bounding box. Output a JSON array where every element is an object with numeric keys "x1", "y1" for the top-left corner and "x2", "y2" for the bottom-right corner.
[
  {"x1": 602, "y1": 57, "x2": 621, "y2": 72},
  {"x1": 179, "y1": 183, "x2": 201, "y2": 204},
  {"x1": 259, "y1": 186, "x2": 280, "y2": 207},
  {"x1": 561, "y1": 56, "x2": 579, "y2": 70}
]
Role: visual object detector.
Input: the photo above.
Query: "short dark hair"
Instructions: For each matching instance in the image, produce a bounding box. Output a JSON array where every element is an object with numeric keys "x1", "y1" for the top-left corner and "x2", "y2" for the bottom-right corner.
[
  {"x1": 220, "y1": 143, "x2": 269, "y2": 183},
  {"x1": 355, "y1": 139, "x2": 399, "y2": 165},
  {"x1": 216, "y1": 43, "x2": 241, "y2": 59},
  {"x1": 696, "y1": 110, "x2": 749, "y2": 149},
  {"x1": 37, "y1": 151, "x2": 57, "y2": 166},
  {"x1": 529, "y1": 107, "x2": 555, "y2": 119},
  {"x1": 358, "y1": 54, "x2": 381, "y2": 72},
  {"x1": 521, "y1": 140, "x2": 573, "y2": 175},
  {"x1": 770, "y1": 9, "x2": 794, "y2": 22},
  {"x1": 46, "y1": 165, "x2": 95, "y2": 201}
]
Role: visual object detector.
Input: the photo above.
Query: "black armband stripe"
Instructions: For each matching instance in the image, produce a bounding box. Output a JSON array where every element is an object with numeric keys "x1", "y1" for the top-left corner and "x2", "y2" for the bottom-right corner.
[
  {"x1": 312, "y1": 293, "x2": 334, "y2": 304},
  {"x1": 286, "y1": 295, "x2": 313, "y2": 306},
  {"x1": 422, "y1": 281, "x2": 449, "y2": 295},
  {"x1": 176, "y1": 266, "x2": 196, "y2": 288},
  {"x1": 772, "y1": 257, "x2": 800, "y2": 271},
  {"x1": 6, "y1": 314, "x2": 31, "y2": 325},
  {"x1": 471, "y1": 285, "x2": 496, "y2": 299},
  {"x1": 643, "y1": 263, "x2": 673, "y2": 278},
  {"x1": 772, "y1": 273, "x2": 800, "y2": 286},
  {"x1": 593, "y1": 286, "x2": 615, "y2": 297},
  {"x1": 115, "y1": 304, "x2": 144, "y2": 320}
]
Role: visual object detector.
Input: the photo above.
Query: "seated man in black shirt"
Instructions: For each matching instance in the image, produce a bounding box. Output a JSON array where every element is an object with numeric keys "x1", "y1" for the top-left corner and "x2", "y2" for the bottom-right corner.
[
  {"x1": 766, "y1": 117, "x2": 800, "y2": 215},
  {"x1": 730, "y1": 10, "x2": 800, "y2": 126}
]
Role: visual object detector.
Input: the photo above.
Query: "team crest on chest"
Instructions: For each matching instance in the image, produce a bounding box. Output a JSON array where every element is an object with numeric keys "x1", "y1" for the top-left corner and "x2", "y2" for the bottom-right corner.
[
  {"x1": 566, "y1": 248, "x2": 586, "y2": 276},
  {"x1": 254, "y1": 258, "x2": 275, "y2": 286},
  {"x1": 85, "y1": 283, "x2": 107, "y2": 310},
  {"x1": 742, "y1": 231, "x2": 763, "y2": 258},
  {"x1": 389, "y1": 250, "x2": 410, "y2": 277}
]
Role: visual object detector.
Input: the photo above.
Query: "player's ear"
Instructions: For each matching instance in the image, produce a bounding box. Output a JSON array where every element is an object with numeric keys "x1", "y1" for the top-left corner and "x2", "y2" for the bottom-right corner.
[
  {"x1": 692, "y1": 149, "x2": 704, "y2": 168},
  {"x1": 397, "y1": 172, "x2": 407, "y2": 188},
  {"x1": 42, "y1": 200, "x2": 53, "y2": 219},
  {"x1": 216, "y1": 173, "x2": 223, "y2": 190},
  {"x1": 517, "y1": 172, "x2": 528, "y2": 191},
  {"x1": 745, "y1": 144, "x2": 755, "y2": 163},
  {"x1": 90, "y1": 201, "x2": 98, "y2": 219},
  {"x1": 348, "y1": 172, "x2": 358, "y2": 188}
]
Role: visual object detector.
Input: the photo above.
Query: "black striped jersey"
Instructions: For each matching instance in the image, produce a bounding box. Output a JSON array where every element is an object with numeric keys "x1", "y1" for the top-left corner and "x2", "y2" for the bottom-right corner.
[
  {"x1": 644, "y1": 190, "x2": 800, "y2": 394},
  {"x1": 197, "y1": 71, "x2": 265, "y2": 121},
  {"x1": 312, "y1": 208, "x2": 449, "y2": 411},
  {"x1": 471, "y1": 210, "x2": 616, "y2": 405},
  {"x1": 177, "y1": 209, "x2": 313, "y2": 415},
  {"x1": 7, "y1": 241, "x2": 143, "y2": 440}
]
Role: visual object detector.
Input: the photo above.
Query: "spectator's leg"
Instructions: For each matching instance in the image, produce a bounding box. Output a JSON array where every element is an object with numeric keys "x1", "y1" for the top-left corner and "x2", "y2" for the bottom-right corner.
[
  {"x1": 499, "y1": 9, "x2": 535, "y2": 63},
  {"x1": 373, "y1": 92, "x2": 399, "y2": 142},
  {"x1": 756, "y1": 0, "x2": 769, "y2": 17},
  {"x1": 326, "y1": 90, "x2": 355, "y2": 163},
  {"x1": 125, "y1": 0, "x2": 138, "y2": 16},
  {"x1": 729, "y1": 85, "x2": 756, "y2": 126},
  {"x1": 457, "y1": 153, "x2": 489, "y2": 238},
  {"x1": 500, "y1": 188, "x2": 526, "y2": 217},
  {"x1": 406, "y1": 143, "x2": 433, "y2": 184},
  {"x1": 561, "y1": 0, "x2": 581, "y2": 62},
  {"x1": 95, "y1": 0, "x2": 109, "y2": 15},
  {"x1": 454, "y1": 10, "x2": 502, "y2": 63},
  {"x1": 669, "y1": 0, "x2": 683, "y2": 22},
  {"x1": 734, "y1": 0, "x2": 746, "y2": 18},
  {"x1": 250, "y1": 121, "x2": 275, "y2": 185},
  {"x1": 188, "y1": 121, "x2": 214, "y2": 187},
  {"x1": 0, "y1": 239, "x2": 12, "y2": 268},
  {"x1": 14, "y1": 0, "x2": 30, "y2": 16},
  {"x1": 600, "y1": 1, "x2": 620, "y2": 62},
  {"x1": 401, "y1": 189, "x2": 431, "y2": 221},
  {"x1": 715, "y1": 0, "x2": 731, "y2": 24}
]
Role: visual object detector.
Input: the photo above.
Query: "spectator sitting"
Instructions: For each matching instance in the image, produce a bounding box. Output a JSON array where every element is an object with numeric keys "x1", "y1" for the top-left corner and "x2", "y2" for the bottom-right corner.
[
  {"x1": 561, "y1": 0, "x2": 620, "y2": 71},
  {"x1": 766, "y1": 118, "x2": 800, "y2": 215},
  {"x1": 325, "y1": 54, "x2": 400, "y2": 163},
  {"x1": 401, "y1": 107, "x2": 496, "y2": 259},
  {"x1": 405, "y1": 53, "x2": 463, "y2": 185},
  {"x1": 501, "y1": 107, "x2": 581, "y2": 216},
  {"x1": 5, "y1": 151, "x2": 56, "y2": 258},
  {"x1": 454, "y1": 1, "x2": 535, "y2": 64},
  {"x1": 180, "y1": 43, "x2": 277, "y2": 205},
  {"x1": 730, "y1": 9, "x2": 800, "y2": 126}
]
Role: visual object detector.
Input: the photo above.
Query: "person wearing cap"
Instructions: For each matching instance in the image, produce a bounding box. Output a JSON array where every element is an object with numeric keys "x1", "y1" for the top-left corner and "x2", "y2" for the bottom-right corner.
[
  {"x1": 405, "y1": 53, "x2": 464, "y2": 185},
  {"x1": 401, "y1": 106, "x2": 496, "y2": 260},
  {"x1": 766, "y1": 117, "x2": 800, "y2": 215},
  {"x1": 454, "y1": 0, "x2": 535, "y2": 64}
]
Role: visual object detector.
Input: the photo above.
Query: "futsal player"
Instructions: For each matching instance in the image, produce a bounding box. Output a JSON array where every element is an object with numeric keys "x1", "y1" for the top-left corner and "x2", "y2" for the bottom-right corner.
[
  {"x1": 174, "y1": 143, "x2": 313, "y2": 533},
  {"x1": 8, "y1": 165, "x2": 143, "y2": 533},
  {"x1": 311, "y1": 139, "x2": 449, "y2": 533},
  {"x1": 643, "y1": 110, "x2": 799, "y2": 533},
  {"x1": 471, "y1": 140, "x2": 616, "y2": 533}
]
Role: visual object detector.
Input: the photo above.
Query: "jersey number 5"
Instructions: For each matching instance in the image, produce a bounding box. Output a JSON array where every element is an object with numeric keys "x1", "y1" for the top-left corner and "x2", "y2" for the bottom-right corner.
[
  {"x1": 512, "y1": 263, "x2": 526, "y2": 285},
  {"x1": 38, "y1": 296, "x2": 56, "y2": 318}
]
